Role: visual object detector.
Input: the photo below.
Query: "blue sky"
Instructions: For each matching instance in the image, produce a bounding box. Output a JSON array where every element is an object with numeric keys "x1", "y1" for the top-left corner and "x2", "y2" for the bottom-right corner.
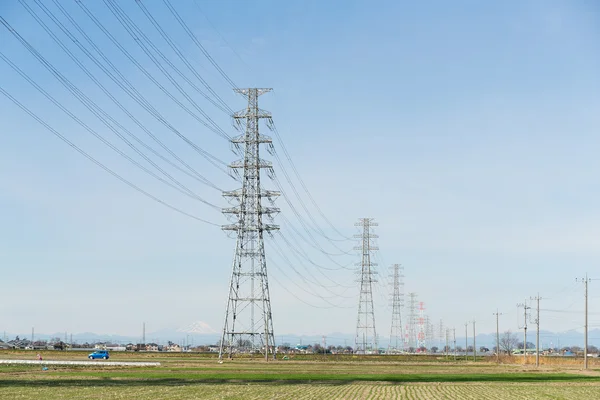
[{"x1": 0, "y1": 0, "x2": 599, "y2": 343}]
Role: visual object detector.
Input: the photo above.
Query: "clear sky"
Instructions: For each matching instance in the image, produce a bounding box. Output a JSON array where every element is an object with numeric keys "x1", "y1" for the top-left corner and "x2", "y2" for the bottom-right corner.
[{"x1": 0, "y1": 0, "x2": 599, "y2": 343}]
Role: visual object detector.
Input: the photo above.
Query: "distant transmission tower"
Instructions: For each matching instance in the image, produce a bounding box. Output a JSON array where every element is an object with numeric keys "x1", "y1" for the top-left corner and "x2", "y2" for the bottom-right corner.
[
  {"x1": 407, "y1": 293, "x2": 418, "y2": 351},
  {"x1": 418, "y1": 302, "x2": 426, "y2": 350},
  {"x1": 425, "y1": 316, "x2": 434, "y2": 347},
  {"x1": 219, "y1": 88, "x2": 279, "y2": 361},
  {"x1": 387, "y1": 264, "x2": 404, "y2": 353},
  {"x1": 354, "y1": 218, "x2": 379, "y2": 354}
]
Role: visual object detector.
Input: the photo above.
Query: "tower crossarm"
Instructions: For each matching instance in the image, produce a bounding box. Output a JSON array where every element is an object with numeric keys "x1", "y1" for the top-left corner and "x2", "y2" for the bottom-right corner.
[
  {"x1": 222, "y1": 189, "x2": 280, "y2": 198},
  {"x1": 222, "y1": 206, "x2": 280, "y2": 215},
  {"x1": 229, "y1": 159, "x2": 273, "y2": 169},
  {"x1": 231, "y1": 133, "x2": 273, "y2": 144},
  {"x1": 222, "y1": 224, "x2": 280, "y2": 231}
]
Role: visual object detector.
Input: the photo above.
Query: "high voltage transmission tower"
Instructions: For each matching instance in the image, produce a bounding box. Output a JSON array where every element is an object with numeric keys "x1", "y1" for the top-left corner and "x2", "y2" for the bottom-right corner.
[
  {"x1": 418, "y1": 302, "x2": 426, "y2": 350},
  {"x1": 407, "y1": 293, "x2": 418, "y2": 351},
  {"x1": 387, "y1": 264, "x2": 404, "y2": 353},
  {"x1": 219, "y1": 88, "x2": 279, "y2": 361},
  {"x1": 354, "y1": 218, "x2": 379, "y2": 354}
]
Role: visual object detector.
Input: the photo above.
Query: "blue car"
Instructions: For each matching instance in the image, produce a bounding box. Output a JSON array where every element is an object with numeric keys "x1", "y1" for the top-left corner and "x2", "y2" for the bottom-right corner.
[{"x1": 88, "y1": 350, "x2": 109, "y2": 360}]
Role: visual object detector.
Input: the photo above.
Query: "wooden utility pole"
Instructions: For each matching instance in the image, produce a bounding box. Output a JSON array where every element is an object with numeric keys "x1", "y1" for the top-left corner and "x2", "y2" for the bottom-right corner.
[
  {"x1": 472, "y1": 321, "x2": 476, "y2": 361},
  {"x1": 493, "y1": 310, "x2": 503, "y2": 364}
]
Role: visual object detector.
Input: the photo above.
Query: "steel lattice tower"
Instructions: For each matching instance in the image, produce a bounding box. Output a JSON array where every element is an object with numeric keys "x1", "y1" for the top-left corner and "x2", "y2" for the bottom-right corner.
[
  {"x1": 219, "y1": 88, "x2": 279, "y2": 361},
  {"x1": 387, "y1": 264, "x2": 404, "y2": 353},
  {"x1": 407, "y1": 293, "x2": 418, "y2": 351},
  {"x1": 418, "y1": 302, "x2": 426, "y2": 350},
  {"x1": 354, "y1": 218, "x2": 379, "y2": 354}
]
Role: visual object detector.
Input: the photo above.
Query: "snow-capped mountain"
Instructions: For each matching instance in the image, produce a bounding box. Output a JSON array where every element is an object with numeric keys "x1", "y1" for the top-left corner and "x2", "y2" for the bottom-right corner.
[{"x1": 176, "y1": 321, "x2": 218, "y2": 334}]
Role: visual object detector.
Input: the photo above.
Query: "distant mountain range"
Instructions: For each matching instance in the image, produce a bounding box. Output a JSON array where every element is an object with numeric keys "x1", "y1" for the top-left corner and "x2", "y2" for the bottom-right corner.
[{"x1": 3, "y1": 322, "x2": 600, "y2": 348}]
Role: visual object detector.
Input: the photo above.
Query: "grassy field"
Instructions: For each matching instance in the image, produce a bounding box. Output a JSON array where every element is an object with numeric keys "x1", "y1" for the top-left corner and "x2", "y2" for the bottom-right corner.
[{"x1": 1, "y1": 351, "x2": 599, "y2": 399}]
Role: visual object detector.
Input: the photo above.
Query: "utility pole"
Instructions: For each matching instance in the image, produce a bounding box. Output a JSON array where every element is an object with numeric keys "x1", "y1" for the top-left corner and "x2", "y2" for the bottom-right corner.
[
  {"x1": 388, "y1": 264, "x2": 404, "y2": 354},
  {"x1": 31, "y1": 327, "x2": 34, "y2": 346},
  {"x1": 517, "y1": 300, "x2": 531, "y2": 364},
  {"x1": 464, "y1": 322, "x2": 468, "y2": 361},
  {"x1": 530, "y1": 294, "x2": 542, "y2": 367},
  {"x1": 438, "y1": 319, "x2": 443, "y2": 353},
  {"x1": 472, "y1": 321, "x2": 476, "y2": 361},
  {"x1": 354, "y1": 218, "x2": 379, "y2": 354},
  {"x1": 445, "y1": 329, "x2": 449, "y2": 359},
  {"x1": 220, "y1": 88, "x2": 279, "y2": 362},
  {"x1": 493, "y1": 310, "x2": 503, "y2": 364},
  {"x1": 453, "y1": 328, "x2": 456, "y2": 361},
  {"x1": 577, "y1": 274, "x2": 593, "y2": 369}
]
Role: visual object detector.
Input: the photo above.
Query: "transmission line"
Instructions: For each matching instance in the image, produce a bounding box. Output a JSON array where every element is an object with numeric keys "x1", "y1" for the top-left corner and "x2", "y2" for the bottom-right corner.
[
  {"x1": 0, "y1": 23, "x2": 219, "y2": 210},
  {"x1": 161, "y1": 0, "x2": 237, "y2": 89},
  {"x1": 0, "y1": 86, "x2": 218, "y2": 226},
  {"x1": 101, "y1": 0, "x2": 231, "y2": 141},
  {"x1": 17, "y1": 1, "x2": 222, "y2": 191}
]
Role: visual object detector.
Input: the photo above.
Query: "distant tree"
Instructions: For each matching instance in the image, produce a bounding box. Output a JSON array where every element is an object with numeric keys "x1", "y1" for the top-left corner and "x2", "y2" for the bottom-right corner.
[
  {"x1": 455, "y1": 346, "x2": 463, "y2": 353},
  {"x1": 571, "y1": 346, "x2": 582, "y2": 354},
  {"x1": 499, "y1": 331, "x2": 518, "y2": 354},
  {"x1": 443, "y1": 345, "x2": 451, "y2": 353},
  {"x1": 517, "y1": 342, "x2": 536, "y2": 350},
  {"x1": 588, "y1": 345, "x2": 599, "y2": 354},
  {"x1": 466, "y1": 345, "x2": 474, "y2": 353},
  {"x1": 430, "y1": 346, "x2": 439, "y2": 353},
  {"x1": 408, "y1": 347, "x2": 416, "y2": 353},
  {"x1": 480, "y1": 347, "x2": 489, "y2": 353},
  {"x1": 419, "y1": 346, "x2": 427, "y2": 353}
]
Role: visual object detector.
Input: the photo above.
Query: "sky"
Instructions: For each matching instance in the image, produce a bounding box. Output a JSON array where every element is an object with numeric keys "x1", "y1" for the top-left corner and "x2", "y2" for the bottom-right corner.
[{"x1": 0, "y1": 0, "x2": 599, "y2": 344}]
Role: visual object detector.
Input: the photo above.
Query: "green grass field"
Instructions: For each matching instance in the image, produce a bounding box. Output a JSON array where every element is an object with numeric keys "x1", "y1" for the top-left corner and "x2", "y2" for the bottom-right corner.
[{"x1": 1, "y1": 351, "x2": 599, "y2": 399}]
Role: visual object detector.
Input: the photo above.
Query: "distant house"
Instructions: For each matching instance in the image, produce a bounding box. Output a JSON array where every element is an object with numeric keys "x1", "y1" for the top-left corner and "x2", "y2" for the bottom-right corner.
[
  {"x1": 167, "y1": 344, "x2": 182, "y2": 352},
  {"x1": 146, "y1": 343, "x2": 159, "y2": 352},
  {"x1": 293, "y1": 345, "x2": 310, "y2": 354}
]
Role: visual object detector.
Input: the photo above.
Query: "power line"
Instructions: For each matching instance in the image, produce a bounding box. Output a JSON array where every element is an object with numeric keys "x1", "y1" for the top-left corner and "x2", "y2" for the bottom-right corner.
[
  {"x1": 161, "y1": 0, "x2": 237, "y2": 89},
  {"x1": 134, "y1": 0, "x2": 233, "y2": 114},
  {"x1": 74, "y1": 0, "x2": 235, "y2": 160},
  {"x1": 101, "y1": 0, "x2": 231, "y2": 141},
  {"x1": 0, "y1": 86, "x2": 218, "y2": 226},
  {"x1": 0, "y1": 45, "x2": 219, "y2": 210},
  {"x1": 36, "y1": 0, "x2": 226, "y2": 188},
  {"x1": 17, "y1": 1, "x2": 223, "y2": 191}
]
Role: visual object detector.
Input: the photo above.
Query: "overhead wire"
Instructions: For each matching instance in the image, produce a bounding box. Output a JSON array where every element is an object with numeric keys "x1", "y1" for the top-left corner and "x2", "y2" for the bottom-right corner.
[
  {"x1": 269, "y1": 233, "x2": 355, "y2": 291},
  {"x1": 134, "y1": 0, "x2": 234, "y2": 115},
  {"x1": 171, "y1": 0, "x2": 355, "y2": 250},
  {"x1": 74, "y1": 0, "x2": 235, "y2": 171},
  {"x1": 161, "y1": 0, "x2": 237, "y2": 89},
  {"x1": 101, "y1": 0, "x2": 231, "y2": 141},
  {"x1": 0, "y1": 86, "x2": 218, "y2": 226},
  {"x1": 39, "y1": 0, "x2": 225, "y2": 189},
  {"x1": 271, "y1": 122, "x2": 352, "y2": 241},
  {"x1": 21, "y1": 0, "x2": 222, "y2": 192},
  {"x1": 0, "y1": 18, "x2": 219, "y2": 210}
]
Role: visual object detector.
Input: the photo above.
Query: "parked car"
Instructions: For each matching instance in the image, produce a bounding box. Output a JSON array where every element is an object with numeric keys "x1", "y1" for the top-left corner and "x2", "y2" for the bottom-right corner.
[{"x1": 88, "y1": 350, "x2": 109, "y2": 360}]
